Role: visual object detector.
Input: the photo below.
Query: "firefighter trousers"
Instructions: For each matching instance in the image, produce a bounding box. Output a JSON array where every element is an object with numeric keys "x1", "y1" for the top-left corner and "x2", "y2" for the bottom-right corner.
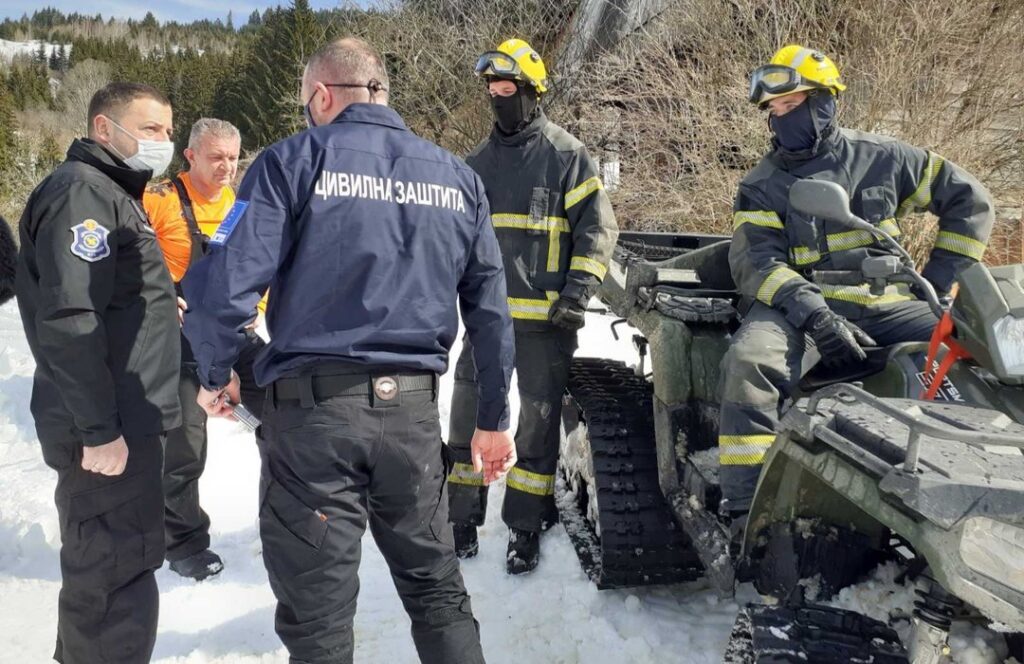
[
  {"x1": 447, "y1": 328, "x2": 578, "y2": 532},
  {"x1": 718, "y1": 300, "x2": 937, "y2": 513},
  {"x1": 259, "y1": 369, "x2": 484, "y2": 663},
  {"x1": 163, "y1": 330, "x2": 266, "y2": 561},
  {"x1": 40, "y1": 432, "x2": 165, "y2": 664}
]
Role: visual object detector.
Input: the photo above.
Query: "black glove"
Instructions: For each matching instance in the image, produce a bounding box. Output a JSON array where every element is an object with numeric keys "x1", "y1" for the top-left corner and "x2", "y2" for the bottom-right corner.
[
  {"x1": 804, "y1": 308, "x2": 877, "y2": 368},
  {"x1": 550, "y1": 298, "x2": 586, "y2": 330},
  {"x1": 550, "y1": 280, "x2": 591, "y2": 330}
]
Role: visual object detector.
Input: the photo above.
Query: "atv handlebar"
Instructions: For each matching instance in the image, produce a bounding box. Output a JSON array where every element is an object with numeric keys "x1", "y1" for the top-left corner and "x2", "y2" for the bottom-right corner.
[{"x1": 806, "y1": 383, "x2": 1024, "y2": 473}]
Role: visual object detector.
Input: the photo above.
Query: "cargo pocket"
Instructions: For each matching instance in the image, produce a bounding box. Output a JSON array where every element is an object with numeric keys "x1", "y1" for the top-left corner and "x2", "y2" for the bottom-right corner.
[
  {"x1": 524, "y1": 187, "x2": 551, "y2": 277},
  {"x1": 63, "y1": 472, "x2": 159, "y2": 593},
  {"x1": 860, "y1": 185, "x2": 898, "y2": 225},
  {"x1": 260, "y1": 478, "x2": 328, "y2": 551},
  {"x1": 428, "y1": 443, "x2": 453, "y2": 544},
  {"x1": 258, "y1": 476, "x2": 329, "y2": 600}
]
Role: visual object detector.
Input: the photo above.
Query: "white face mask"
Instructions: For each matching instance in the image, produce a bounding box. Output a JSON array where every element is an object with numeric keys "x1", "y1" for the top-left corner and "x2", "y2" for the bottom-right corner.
[{"x1": 106, "y1": 118, "x2": 175, "y2": 178}]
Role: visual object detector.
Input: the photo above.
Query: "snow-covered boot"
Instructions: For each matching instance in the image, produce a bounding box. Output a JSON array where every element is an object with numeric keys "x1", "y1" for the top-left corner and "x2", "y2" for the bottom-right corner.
[
  {"x1": 169, "y1": 548, "x2": 224, "y2": 581},
  {"x1": 506, "y1": 528, "x2": 540, "y2": 575},
  {"x1": 453, "y1": 523, "x2": 479, "y2": 559}
]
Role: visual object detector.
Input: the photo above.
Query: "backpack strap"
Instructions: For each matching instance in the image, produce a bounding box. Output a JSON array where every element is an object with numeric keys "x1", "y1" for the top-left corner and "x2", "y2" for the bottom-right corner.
[{"x1": 171, "y1": 176, "x2": 209, "y2": 270}]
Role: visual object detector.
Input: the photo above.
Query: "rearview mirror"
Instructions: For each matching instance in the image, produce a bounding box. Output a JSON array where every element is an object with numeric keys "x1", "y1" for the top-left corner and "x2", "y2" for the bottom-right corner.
[{"x1": 788, "y1": 180, "x2": 858, "y2": 227}]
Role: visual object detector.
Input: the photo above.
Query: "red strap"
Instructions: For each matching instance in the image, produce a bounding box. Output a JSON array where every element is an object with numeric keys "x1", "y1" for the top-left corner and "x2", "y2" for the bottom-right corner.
[{"x1": 922, "y1": 309, "x2": 971, "y2": 400}]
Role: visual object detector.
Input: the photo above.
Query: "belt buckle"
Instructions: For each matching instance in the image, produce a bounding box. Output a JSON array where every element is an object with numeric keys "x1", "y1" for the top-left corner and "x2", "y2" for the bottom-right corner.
[{"x1": 373, "y1": 376, "x2": 399, "y2": 402}]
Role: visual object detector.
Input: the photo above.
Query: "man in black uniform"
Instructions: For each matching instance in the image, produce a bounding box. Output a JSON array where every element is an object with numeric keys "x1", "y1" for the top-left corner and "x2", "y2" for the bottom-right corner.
[
  {"x1": 446, "y1": 39, "x2": 619, "y2": 574},
  {"x1": 15, "y1": 82, "x2": 181, "y2": 664},
  {"x1": 1, "y1": 214, "x2": 14, "y2": 305},
  {"x1": 182, "y1": 38, "x2": 516, "y2": 664}
]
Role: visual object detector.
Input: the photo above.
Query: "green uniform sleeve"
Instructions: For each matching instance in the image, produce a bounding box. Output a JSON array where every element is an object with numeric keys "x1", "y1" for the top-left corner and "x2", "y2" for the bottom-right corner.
[
  {"x1": 895, "y1": 144, "x2": 994, "y2": 294},
  {"x1": 729, "y1": 186, "x2": 827, "y2": 328},
  {"x1": 563, "y1": 147, "x2": 619, "y2": 296},
  {"x1": 31, "y1": 182, "x2": 122, "y2": 445}
]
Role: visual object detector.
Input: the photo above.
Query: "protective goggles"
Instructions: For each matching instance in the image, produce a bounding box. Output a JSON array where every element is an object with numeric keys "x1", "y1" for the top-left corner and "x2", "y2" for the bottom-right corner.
[
  {"x1": 475, "y1": 51, "x2": 521, "y2": 79},
  {"x1": 748, "y1": 65, "x2": 820, "y2": 104}
]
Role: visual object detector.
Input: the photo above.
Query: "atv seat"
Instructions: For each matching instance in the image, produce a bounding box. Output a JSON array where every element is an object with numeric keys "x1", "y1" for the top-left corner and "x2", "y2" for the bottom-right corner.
[{"x1": 798, "y1": 347, "x2": 891, "y2": 392}]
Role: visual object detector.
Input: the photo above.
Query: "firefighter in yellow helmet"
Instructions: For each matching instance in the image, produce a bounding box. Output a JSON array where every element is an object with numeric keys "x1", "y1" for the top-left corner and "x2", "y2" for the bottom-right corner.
[
  {"x1": 718, "y1": 45, "x2": 994, "y2": 531},
  {"x1": 446, "y1": 38, "x2": 619, "y2": 574}
]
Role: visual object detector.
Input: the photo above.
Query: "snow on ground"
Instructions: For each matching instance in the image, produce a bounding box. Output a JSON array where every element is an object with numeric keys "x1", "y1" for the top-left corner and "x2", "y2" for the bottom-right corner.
[
  {"x1": 0, "y1": 39, "x2": 69, "y2": 64},
  {"x1": 0, "y1": 301, "x2": 744, "y2": 663}
]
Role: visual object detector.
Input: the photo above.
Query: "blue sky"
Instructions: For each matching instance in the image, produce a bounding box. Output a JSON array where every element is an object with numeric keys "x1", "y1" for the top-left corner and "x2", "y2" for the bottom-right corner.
[{"x1": 1, "y1": 1, "x2": 348, "y2": 23}]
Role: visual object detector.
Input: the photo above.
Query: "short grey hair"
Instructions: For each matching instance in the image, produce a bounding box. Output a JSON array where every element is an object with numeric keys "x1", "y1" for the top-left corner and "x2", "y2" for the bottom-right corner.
[
  {"x1": 188, "y1": 118, "x2": 241, "y2": 151},
  {"x1": 305, "y1": 37, "x2": 390, "y2": 103}
]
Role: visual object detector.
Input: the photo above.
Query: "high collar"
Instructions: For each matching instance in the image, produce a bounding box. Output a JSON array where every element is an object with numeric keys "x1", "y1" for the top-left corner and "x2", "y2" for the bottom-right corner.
[
  {"x1": 490, "y1": 108, "x2": 547, "y2": 147},
  {"x1": 67, "y1": 138, "x2": 152, "y2": 200},
  {"x1": 770, "y1": 123, "x2": 840, "y2": 170},
  {"x1": 328, "y1": 103, "x2": 407, "y2": 131}
]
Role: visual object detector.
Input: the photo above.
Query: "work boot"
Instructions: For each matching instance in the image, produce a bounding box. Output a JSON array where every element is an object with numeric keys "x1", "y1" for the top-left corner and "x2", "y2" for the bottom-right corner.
[
  {"x1": 453, "y1": 523, "x2": 479, "y2": 559},
  {"x1": 169, "y1": 549, "x2": 224, "y2": 581},
  {"x1": 506, "y1": 528, "x2": 540, "y2": 575}
]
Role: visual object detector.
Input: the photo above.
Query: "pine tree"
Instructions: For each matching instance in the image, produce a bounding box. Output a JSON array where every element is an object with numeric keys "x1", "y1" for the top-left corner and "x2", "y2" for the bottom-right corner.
[
  {"x1": 221, "y1": 1, "x2": 325, "y2": 148},
  {"x1": 0, "y1": 88, "x2": 17, "y2": 170},
  {"x1": 227, "y1": 11, "x2": 234, "y2": 31},
  {"x1": 34, "y1": 43, "x2": 47, "y2": 65}
]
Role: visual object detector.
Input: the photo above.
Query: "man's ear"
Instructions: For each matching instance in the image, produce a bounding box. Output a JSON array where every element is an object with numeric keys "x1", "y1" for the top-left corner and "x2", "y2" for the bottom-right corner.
[{"x1": 183, "y1": 147, "x2": 196, "y2": 168}]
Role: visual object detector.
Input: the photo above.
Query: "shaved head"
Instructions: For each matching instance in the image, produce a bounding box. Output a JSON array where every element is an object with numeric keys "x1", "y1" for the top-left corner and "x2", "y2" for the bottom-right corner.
[{"x1": 304, "y1": 37, "x2": 390, "y2": 102}]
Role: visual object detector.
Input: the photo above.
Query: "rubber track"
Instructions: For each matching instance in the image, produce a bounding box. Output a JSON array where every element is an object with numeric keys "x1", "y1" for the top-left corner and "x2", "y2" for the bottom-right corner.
[{"x1": 561, "y1": 357, "x2": 702, "y2": 589}]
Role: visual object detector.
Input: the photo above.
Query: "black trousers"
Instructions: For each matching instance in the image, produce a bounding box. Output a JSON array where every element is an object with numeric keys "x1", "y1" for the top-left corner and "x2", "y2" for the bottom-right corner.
[
  {"x1": 40, "y1": 432, "x2": 165, "y2": 664},
  {"x1": 447, "y1": 329, "x2": 577, "y2": 531},
  {"x1": 718, "y1": 300, "x2": 938, "y2": 512},
  {"x1": 163, "y1": 330, "x2": 266, "y2": 561},
  {"x1": 260, "y1": 370, "x2": 484, "y2": 664}
]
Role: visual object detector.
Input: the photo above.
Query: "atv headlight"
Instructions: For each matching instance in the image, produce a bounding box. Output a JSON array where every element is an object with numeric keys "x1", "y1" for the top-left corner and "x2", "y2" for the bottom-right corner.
[
  {"x1": 992, "y1": 315, "x2": 1024, "y2": 377},
  {"x1": 960, "y1": 517, "x2": 1024, "y2": 593}
]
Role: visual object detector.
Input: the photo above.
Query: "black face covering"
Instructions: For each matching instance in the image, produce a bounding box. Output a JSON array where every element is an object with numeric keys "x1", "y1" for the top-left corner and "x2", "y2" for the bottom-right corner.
[
  {"x1": 769, "y1": 93, "x2": 837, "y2": 152},
  {"x1": 490, "y1": 86, "x2": 539, "y2": 134}
]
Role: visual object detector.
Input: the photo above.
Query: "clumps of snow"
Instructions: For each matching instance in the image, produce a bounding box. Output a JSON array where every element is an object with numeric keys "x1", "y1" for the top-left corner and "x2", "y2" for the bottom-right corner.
[
  {"x1": 0, "y1": 39, "x2": 71, "y2": 65},
  {"x1": 827, "y1": 561, "x2": 1014, "y2": 664}
]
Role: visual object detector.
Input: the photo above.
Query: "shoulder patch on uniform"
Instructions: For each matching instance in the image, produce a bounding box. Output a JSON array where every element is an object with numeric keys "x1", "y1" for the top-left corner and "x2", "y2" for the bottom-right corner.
[
  {"x1": 209, "y1": 200, "x2": 249, "y2": 246},
  {"x1": 69, "y1": 219, "x2": 111, "y2": 262}
]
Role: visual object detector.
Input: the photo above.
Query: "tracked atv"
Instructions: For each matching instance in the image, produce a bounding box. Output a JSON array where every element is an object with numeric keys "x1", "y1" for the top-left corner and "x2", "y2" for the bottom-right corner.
[{"x1": 557, "y1": 179, "x2": 1024, "y2": 661}]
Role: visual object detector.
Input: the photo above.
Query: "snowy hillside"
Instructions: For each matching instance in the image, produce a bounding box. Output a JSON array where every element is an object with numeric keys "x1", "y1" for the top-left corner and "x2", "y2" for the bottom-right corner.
[{"x1": 0, "y1": 38, "x2": 69, "y2": 64}]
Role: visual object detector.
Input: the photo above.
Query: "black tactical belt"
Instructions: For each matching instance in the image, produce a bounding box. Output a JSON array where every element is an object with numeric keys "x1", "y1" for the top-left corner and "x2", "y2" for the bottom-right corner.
[{"x1": 271, "y1": 371, "x2": 436, "y2": 407}]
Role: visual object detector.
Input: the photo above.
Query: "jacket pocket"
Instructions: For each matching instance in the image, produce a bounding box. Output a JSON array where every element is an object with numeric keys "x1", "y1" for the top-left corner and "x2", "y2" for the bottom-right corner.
[{"x1": 860, "y1": 185, "x2": 897, "y2": 224}]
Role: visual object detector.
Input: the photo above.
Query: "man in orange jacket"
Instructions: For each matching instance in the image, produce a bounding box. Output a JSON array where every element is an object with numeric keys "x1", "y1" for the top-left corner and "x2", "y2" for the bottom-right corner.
[{"x1": 144, "y1": 118, "x2": 267, "y2": 580}]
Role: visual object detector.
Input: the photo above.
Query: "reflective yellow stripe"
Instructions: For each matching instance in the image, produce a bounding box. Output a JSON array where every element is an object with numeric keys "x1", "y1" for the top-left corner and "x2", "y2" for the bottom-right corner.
[
  {"x1": 819, "y1": 283, "x2": 914, "y2": 306},
  {"x1": 790, "y1": 246, "x2": 821, "y2": 266},
  {"x1": 508, "y1": 292, "x2": 558, "y2": 320},
  {"x1": 825, "y1": 218, "x2": 902, "y2": 253},
  {"x1": 506, "y1": 467, "x2": 555, "y2": 496},
  {"x1": 448, "y1": 462, "x2": 484, "y2": 487},
  {"x1": 547, "y1": 226, "x2": 561, "y2": 271},
  {"x1": 733, "y1": 210, "x2": 784, "y2": 230},
  {"x1": 565, "y1": 176, "x2": 603, "y2": 209},
  {"x1": 756, "y1": 267, "x2": 802, "y2": 306},
  {"x1": 492, "y1": 213, "x2": 570, "y2": 232},
  {"x1": 719, "y1": 434, "x2": 775, "y2": 466},
  {"x1": 569, "y1": 256, "x2": 607, "y2": 280},
  {"x1": 492, "y1": 214, "x2": 570, "y2": 274},
  {"x1": 897, "y1": 151, "x2": 944, "y2": 217},
  {"x1": 934, "y1": 231, "x2": 986, "y2": 261}
]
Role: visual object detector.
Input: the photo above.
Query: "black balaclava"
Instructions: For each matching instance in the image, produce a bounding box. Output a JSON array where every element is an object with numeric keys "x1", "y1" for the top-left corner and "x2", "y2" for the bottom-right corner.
[
  {"x1": 491, "y1": 82, "x2": 540, "y2": 135},
  {"x1": 769, "y1": 92, "x2": 837, "y2": 152}
]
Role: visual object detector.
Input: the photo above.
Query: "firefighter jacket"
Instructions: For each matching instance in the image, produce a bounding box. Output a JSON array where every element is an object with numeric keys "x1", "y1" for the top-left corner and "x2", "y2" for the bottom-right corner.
[
  {"x1": 467, "y1": 110, "x2": 619, "y2": 329},
  {"x1": 729, "y1": 125, "x2": 994, "y2": 327},
  {"x1": 16, "y1": 139, "x2": 181, "y2": 446}
]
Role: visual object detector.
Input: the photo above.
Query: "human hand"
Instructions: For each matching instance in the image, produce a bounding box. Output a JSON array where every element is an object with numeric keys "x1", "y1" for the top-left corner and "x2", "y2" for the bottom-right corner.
[
  {"x1": 470, "y1": 428, "x2": 517, "y2": 484},
  {"x1": 81, "y1": 435, "x2": 129, "y2": 476}
]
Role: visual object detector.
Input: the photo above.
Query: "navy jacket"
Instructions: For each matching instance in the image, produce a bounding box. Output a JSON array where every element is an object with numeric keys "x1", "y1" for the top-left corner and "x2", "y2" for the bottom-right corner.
[{"x1": 182, "y1": 104, "x2": 514, "y2": 430}]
